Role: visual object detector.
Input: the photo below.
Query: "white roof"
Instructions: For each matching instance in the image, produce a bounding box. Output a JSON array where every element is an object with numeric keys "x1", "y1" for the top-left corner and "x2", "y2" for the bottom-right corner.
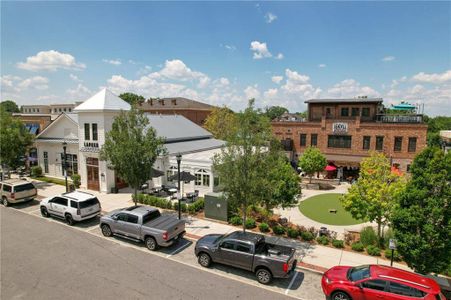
[
  {"x1": 73, "y1": 88, "x2": 131, "y2": 112},
  {"x1": 61, "y1": 191, "x2": 95, "y2": 201}
]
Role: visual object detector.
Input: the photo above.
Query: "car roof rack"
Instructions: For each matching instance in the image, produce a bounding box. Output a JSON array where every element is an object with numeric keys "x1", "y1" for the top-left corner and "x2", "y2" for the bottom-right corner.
[{"x1": 378, "y1": 275, "x2": 431, "y2": 289}]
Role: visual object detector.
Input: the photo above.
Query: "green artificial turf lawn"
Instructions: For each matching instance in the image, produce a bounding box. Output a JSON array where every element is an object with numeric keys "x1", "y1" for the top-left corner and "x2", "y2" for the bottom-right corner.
[{"x1": 299, "y1": 193, "x2": 364, "y2": 226}]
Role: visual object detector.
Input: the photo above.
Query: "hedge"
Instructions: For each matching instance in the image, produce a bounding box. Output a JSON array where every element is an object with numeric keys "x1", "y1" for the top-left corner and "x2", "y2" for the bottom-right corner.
[
  {"x1": 366, "y1": 245, "x2": 381, "y2": 256},
  {"x1": 332, "y1": 239, "x2": 344, "y2": 248},
  {"x1": 259, "y1": 223, "x2": 270, "y2": 232},
  {"x1": 351, "y1": 242, "x2": 364, "y2": 252}
]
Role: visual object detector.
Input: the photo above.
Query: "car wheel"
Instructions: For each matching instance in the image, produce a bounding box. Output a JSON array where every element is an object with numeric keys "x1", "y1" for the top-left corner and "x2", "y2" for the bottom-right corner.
[
  {"x1": 145, "y1": 236, "x2": 158, "y2": 251},
  {"x1": 331, "y1": 291, "x2": 351, "y2": 300},
  {"x1": 256, "y1": 268, "x2": 272, "y2": 285},
  {"x1": 65, "y1": 214, "x2": 74, "y2": 226},
  {"x1": 2, "y1": 197, "x2": 9, "y2": 207},
  {"x1": 40, "y1": 207, "x2": 50, "y2": 218},
  {"x1": 101, "y1": 224, "x2": 113, "y2": 237},
  {"x1": 198, "y1": 253, "x2": 211, "y2": 268}
]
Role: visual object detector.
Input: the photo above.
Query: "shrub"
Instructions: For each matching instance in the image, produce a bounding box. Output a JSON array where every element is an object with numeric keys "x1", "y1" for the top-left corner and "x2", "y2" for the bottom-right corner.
[
  {"x1": 192, "y1": 198, "x2": 205, "y2": 212},
  {"x1": 230, "y1": 216, "x2": 243, "y2": 226},
  {"x1": 287, "y1": 228, "x2": 299, "y2": 239},
  {"x1": 187, "y1": 205, "x2": 196, "y2": 215},
  {"x1": 366, "y1": 245, "x2": 381, "y2": 256},
  {"x1": 259, "y1": 222, "x2": 270, "y2": 233},
  {"x1": 332, "y1": 239, "x2": 344, "y2": 248},
  {"x1": 173, "y1": 202, "x2": 187, "y2": 213},
  {"x1": 317, "y1": 235, "x2": 329, "y2": 245},
  {"x1": 351, "y1": 242, "x2": 364, "y2": 252},
  {"x1": 245, "y1": 218, "x2": 256, "y2": 229},
  {"x1": 273, "y1": 225, "x2": 286, "y2": 235},
  {"x1": 30, "y1": 166, "x2": 42, "y2": 178},
  {"x1": 344, "y1": 232, "x2": 354, "y2": 245},
  {"x1": 384, "y1": 249, "x2": 401, "y2": 261},
  {"x1": 301, "y1": 231, "x2": 314, "y2": 241},
  {"x1": 360, "y1": 226, "x2": 378, "y2": 247},
  {"x1": 71, "y1": 174, "x2": 81, "y2": 188}
]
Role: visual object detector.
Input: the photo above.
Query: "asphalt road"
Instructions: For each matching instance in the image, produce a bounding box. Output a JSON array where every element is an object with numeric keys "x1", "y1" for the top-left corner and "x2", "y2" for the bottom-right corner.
[{"x1": 1, "y1": 207, "x2": 295, "y2": 300}]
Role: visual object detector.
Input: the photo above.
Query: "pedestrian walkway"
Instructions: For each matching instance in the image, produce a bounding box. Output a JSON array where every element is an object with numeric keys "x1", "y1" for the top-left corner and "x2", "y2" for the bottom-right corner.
[{"x1": 30, "y1": 177, "x2": 411, "y2": 274}]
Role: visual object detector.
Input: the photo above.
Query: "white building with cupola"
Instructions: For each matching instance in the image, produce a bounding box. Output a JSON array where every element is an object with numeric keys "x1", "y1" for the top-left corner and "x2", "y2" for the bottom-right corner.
[{"x1": 35, "y1": 88, "x2": 224, "y2": 196}]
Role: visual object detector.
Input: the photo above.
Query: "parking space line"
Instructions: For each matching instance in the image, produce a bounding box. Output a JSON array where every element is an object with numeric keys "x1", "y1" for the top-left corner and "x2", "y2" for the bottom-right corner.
[
  {"x1": 165, "y1": 242, "x2": 191, "y2": 258},
  {"x1": 28, "y1": 208, "x2": 41, "y2": 214},
  {"x1": 285, "y1": 271, "x2": 299, "y2": 295},
  {"x1": 86, "y1": 226, "x2": 99, "y2": 233}
]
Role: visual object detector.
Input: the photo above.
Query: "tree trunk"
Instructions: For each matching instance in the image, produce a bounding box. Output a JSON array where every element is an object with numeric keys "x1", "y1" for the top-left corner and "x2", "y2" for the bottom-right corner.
[
  {"x1": 134, "y1": 187, "x2": 138, "y2": 206},
  {"x1": 377, "y1": 220, "x2": 382, "y2": 246},
  {"x1": 309, "y1": 175, "x2": 312, "y2": 184}
]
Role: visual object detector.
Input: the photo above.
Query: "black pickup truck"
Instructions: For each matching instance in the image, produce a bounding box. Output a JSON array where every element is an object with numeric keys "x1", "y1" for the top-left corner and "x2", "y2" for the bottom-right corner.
[{"x1": 194, "y1": 231, "x2": 297, "y2": 284}]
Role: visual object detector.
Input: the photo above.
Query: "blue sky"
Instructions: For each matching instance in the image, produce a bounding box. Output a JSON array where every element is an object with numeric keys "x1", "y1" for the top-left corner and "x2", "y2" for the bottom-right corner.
[{"x1": 1, "y1": 1, "x2": 450, "y2": 115}]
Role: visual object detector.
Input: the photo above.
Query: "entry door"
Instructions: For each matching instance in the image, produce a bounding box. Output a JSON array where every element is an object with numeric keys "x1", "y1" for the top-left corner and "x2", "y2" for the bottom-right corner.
[{"x1": 87, "y1": 166, "x2": 99, "y2": 191}]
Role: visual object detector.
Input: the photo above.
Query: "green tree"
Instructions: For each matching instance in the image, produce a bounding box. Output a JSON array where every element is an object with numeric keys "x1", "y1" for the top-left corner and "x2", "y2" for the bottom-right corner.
[
  {"x1": 213, "y1": 100, "x2": 273, "y2": 231},
  {"x1": 424, "y1": 115, "x2": 451, "y2": 147},
  {"x1": 204, "y1": 106, "x2": 238, "y2": 140},
  {"x1": 100, "y1": 109, "x2": 165, "y2": 204},
  {"x1": 341, "y1": 152, "x2": 406, "y2": 242},
  {"x1": 391, "y1": 147, "x2": 450, "y2": 274},
  {"x1": 119, "y1": 92, "x2": 146, "y2": 107},
  {"x1": 0, "y1": 100, "x2": 20, "y2": 113},
  {"x1": 298, "y1": 147, "x2": 327, "y2": 183},
  {"x1": 295, "y1": 111, "x2": 308, "y2": 119},
  {"x1": 0, "y1": 110, "x2": 33, "y2": 170},
  {"x1": 264, "y1": 106, "x2": 288, "y2": 120}
]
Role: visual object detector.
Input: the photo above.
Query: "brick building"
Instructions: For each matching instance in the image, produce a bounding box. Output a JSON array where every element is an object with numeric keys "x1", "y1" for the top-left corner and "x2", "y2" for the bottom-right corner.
[
  {"x1": 272, "y1": 98, "x2": 427, "y2": 177},
  {"x1": 138, "y1": 97, "x2": 216, "y2": 126}
]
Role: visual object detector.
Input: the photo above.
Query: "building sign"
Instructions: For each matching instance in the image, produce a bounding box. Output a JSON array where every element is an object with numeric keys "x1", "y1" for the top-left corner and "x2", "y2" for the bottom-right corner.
[{"x1": 332, "y1": 122, "x2": 348, "y2": 134}]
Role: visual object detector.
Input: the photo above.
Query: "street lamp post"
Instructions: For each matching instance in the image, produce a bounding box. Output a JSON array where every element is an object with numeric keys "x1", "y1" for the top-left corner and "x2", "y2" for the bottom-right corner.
[
  {"x1": 62, "y1": 141, "x2": 68, "y2": 192},
  {"x1": 176, "y1": 153, "x2": 182, "y2": 220}
]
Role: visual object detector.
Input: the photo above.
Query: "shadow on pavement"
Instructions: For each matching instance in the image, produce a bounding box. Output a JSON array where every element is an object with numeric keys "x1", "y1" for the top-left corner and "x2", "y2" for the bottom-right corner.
[{"x1": 7, "y1": 199, "x2": 40, "y2": 210}]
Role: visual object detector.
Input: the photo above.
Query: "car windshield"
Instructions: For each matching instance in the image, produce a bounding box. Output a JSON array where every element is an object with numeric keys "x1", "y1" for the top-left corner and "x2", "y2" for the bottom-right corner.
[
  {"x1": 14, "y1": 183, "x2": 35, "y2": 192},
  {"x1": 79, "y1": 197, "x2": 100, "y2": 209},
  {"x1": 142, "y1": 210, "x2": 161, "y2": 224},
  {"x1": 347, "y1": 265, "x2": 371, "y2": 281}
]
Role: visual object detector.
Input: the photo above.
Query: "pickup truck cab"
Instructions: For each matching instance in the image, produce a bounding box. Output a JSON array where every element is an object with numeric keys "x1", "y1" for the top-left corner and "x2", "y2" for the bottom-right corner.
[
  {"x1": 195, "y1": 231, "x2": 297, "y2": 284},
  {"x1": 100, "y1": 205, "x2": 186, "y2": 251}
]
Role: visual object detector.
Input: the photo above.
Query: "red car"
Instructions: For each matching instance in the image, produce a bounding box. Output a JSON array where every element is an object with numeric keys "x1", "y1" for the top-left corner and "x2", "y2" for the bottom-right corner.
[{"x1": 321, "y1": 264, "x2": 445, "y2": 300}]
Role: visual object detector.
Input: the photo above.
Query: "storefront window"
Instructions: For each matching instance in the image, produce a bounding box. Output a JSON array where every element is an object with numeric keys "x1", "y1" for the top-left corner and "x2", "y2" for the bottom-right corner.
[
  {"x1": 61, "y1": 153, "x2": 78, "y2": 176},
  {"x1": 328, "y1": 135, "x2": 352, "y2": 148},
  {"x1": 195, "y1": 169, "x2": 210, "y2": 187}
]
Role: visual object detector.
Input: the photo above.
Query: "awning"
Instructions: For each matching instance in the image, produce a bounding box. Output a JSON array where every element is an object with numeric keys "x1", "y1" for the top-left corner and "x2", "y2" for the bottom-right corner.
[{"x1": 325, "y1": 165, "x2": 337, "y2": 171}]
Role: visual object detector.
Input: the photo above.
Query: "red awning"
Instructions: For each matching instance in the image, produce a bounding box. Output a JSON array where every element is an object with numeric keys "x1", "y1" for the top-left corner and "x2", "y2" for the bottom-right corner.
[{"x1": 325, "y1": 165, "x2": 337, "y2": 171}]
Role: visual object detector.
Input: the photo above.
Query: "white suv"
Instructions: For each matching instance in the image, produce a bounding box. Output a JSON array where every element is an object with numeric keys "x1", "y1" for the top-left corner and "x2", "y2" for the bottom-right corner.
[{"x1": 40, "y1": 191, "x2": 101, "y2": 225}]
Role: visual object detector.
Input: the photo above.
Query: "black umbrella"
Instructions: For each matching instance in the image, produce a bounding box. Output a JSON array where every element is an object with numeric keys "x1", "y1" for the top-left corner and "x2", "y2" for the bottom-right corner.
[
  {"x1": 168, "y1": 171, "x2": 196, "y2": 182},
  {"x1": 150, "y1": 168, "x2": 164, "y2": 178}
]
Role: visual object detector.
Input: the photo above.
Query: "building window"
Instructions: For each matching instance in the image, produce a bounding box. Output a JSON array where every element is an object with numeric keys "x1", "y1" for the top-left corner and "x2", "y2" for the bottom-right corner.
[
  {"x1": 84, "y1": 123, "x2": 90, "y2": 140},
  {"x1": 326, "y1": 108, "x2": 332, "y2": 117},
  {"x1": 408, "y1": 137, "x2": 417, "y2": 152},
  {"x1": 92, "y1": 123, "x2": 98, "y2": 141},
  {"x1": 59, "y1": 108, "x2": 62, "y2": 112},
  {"x1": 351, "y1": 108, "x2": 360, "y2": 117},
  {"x1": 394, "y1": 137, "x2": 403, "y2": 152},
  {"x1": 328, "y1": 135, "x2": 352, "y2": 148},
  {"x1": 37, "y1": 108, "x2": 40, "y2": 113},
  {"x1": 69, "y1": 108, "x2": 72, "y2": 112},
  {"x1": 64, "y1": 108, "x2": 67, "y2": 112},
  {"x1": 300, "y1": 134, "x2": 307, "y2": 146},
  {"x1": 43, "y1": 151, "x2": 49, "y2": 173},
  {"x1": 166, "y1": 166, "x2": 177, "y2": 181},
  {"x1": 341, "y1": 107, "x2": 349, "y2": 117},
  {"x1": 195, "y1": 169, "x2": 210, "y2": 187},
  {"x1": 61, "y1": 153, "x2": 78, "y2": 176},
  {"x1": 376, "y1": 136, "x2": 384, "y2": 151},
  {"x1": 362, "y1": 107, "x2": 370, "y2": 117},
  {"x1": 311, "y1": 134, "x2": 318, "y2": 146},
  {"x1": 363, "y1": 136, "x2": 371, "y2": 150}
]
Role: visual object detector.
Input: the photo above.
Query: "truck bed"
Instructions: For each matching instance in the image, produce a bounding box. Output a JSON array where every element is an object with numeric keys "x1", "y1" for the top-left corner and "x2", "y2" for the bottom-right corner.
[{"x1": 143, "y1": 215, "x2": 183, "y2": 231}]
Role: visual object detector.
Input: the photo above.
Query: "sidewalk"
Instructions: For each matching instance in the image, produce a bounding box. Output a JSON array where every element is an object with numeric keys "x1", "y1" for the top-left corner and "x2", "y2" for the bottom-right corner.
[{"x1": 30, "y1": 178, "x2": 412, "y2": 274}]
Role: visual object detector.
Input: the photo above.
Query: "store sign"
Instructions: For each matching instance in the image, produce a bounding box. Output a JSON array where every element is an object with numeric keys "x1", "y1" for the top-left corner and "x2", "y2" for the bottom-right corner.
[{"x1": 332, "y1": 122, "x2": 348, "y2": 134}]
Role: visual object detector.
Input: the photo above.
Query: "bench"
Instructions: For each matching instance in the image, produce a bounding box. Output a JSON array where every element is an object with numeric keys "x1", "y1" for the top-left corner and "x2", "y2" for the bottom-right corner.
[{"x1": 329, "y1": 209, "x2": 337, "y2": 214}]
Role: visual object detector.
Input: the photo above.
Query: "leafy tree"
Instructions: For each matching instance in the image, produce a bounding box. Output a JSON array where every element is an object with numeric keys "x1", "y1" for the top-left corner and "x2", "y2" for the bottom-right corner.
[
  {"x1": 119, "y1": 92, "x2": 146, "y2": 107},
  {"x1": 424, "y1": 115, "x2": 451, "y2": 147},
  {"x1": 204, "y1": 106, "x2": 238, "y2": 140},
  {"x1": 0, "y1": 100, "x2": 20, "y2": 113},
  {"x1": 100, "y1": 109, "x2": 165, "y2": 205},
  {"x1": 295, "y1": 111, "x2": 308, "y2": 119},
  {"x1": 264, "y1": 106, "x2": 288, "y2": 121},
  {"x1": 0, "y1": 110, "x2": 33, "y2": 171},
  {"x1": 298, "y1": 147, "x2": 327, "y2": 183},
  {"x1": 391, "y1": 147, "x2": 450, "y2": 274},
  {"x1": 341, "y1": 152, "x2": 406, "y2": 242}
]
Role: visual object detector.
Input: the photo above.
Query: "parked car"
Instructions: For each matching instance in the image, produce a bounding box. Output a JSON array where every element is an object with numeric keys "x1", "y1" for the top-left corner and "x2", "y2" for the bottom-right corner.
[
  {"x1": 321, "y1": 264, "x2": 446, "y2": 300},
  {"x1": 40, "y1": 191, "x2": 101, "y2": 225},
  {"x1": 99, "y1": 205, "x2": 186, "y2": 251},
  {"x1": 0, "y1": 179, "x2": 37, "y2": 206},
  {"x1": 194, "y1": 231, "x2": 297, "y2": 284}
]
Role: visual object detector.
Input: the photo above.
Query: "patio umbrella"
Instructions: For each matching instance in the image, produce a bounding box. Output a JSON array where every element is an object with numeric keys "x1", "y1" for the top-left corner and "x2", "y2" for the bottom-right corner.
[
  {"x1": 168, "y1": 171, "x2": 197, "y2": 198},
  {"x1": 150, "y1": 168, "x2": 164, "y2": 178},
  {"x1": 325, "y1": 165, "x2": 337, "y2": 171}
]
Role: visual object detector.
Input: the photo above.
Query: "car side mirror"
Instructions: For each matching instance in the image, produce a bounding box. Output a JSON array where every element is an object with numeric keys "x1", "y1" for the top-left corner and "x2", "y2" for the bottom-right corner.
[
  {"x1": 357, "y1": 283, "x2": 363, "y2": 289},
  {"x1": 112, "y1": 215, "x2": 118, "y2": 221}
]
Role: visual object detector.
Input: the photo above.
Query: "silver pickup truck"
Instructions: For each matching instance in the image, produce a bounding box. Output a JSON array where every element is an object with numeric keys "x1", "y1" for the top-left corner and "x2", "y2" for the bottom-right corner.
[
  {"x1": 100, "y1": 205, "x2": 185, "y2": 251},
  {"x1": 195, "y1": 231, "x2": 297, "y2": 284}
]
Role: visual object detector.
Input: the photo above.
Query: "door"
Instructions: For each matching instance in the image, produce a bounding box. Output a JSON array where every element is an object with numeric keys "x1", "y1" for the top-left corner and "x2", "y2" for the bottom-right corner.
[
  {"x1": 217, "y1": 240, "x2": 238, "y2": 265},
  {"x1": 86, "y1": 157, "x2": 99, "y2": 191},
  {"x1": 114, "y1": 213, "x2": 140, "y2": 238},
  {"x1": 234, "y1": 242, "x2": 254, "y2": 270},
  {"x1": 361, "y1": 279, "x2": 389, "y2": 300},
  {"x1": 49, "y1": 197, "x2": 68, "y2": 217}
]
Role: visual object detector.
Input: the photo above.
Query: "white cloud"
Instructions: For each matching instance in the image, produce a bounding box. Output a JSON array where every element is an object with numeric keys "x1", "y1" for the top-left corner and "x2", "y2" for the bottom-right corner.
[
  {"x1": 102, "y1": 59, "x2": 122, "y2": 65},
  {"x1": 69, "y1": 74, "x2": 82, "y2": 82},
  {"x1": 326, "y1": 79, "x2": 380, "y2": 98},
  {"x1": 265, "y1": 12, "x2": 277, "y2": 23},
  {"x1": 318, "y1": 64, "x2": 327, "y2": 68},
  {"x1": 66, "y1": 84, "x2": 92, "y2": 100},
  {"x1": 215, "y1": 77, "x2": 230, "y2": 87},
  {"x1": 220, "y1": 44, "x2": 236, "y2": 51},
  {"x1": 411, "y1": 70, "x2": 451, "y2": 84},
  {"x1": 17, "y1": 76, "x2": 49, "y2": 90},
  {"x1": 159, "y1": 59, "x2": 210, "y2": 88},
  {"x1": 275, "y1": 53, "x2": 284, "y2": 60},
  {"x1": 244, "y1": 85, "x2": 260, "y2": 100},
  {"x1": 250, "y1": 41, "x2": 272, "y2": 59},
  {"x1": 17, "y1": 50, "x2": 86, "y2": 71},
  {"x1": 281, "y1": 69, "x2": 321, "y2": 100},
  {"x1": 381, "y1": 56, "x2": 396, "y2": 62},
  {"x1": 263, "y1": 88, "x2": 278, "y2": 99},
  {"x1": 128, "y1": 59, "x2": 137, "y2": 64},
  {"x1": 271, "y1": 76, "x2": 283, "y2": 84}
]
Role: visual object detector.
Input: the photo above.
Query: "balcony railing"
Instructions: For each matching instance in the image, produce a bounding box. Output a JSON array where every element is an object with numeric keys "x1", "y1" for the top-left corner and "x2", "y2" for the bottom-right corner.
[{"x1": 376, "y1": 114, "x2": 423, "y2": 123}]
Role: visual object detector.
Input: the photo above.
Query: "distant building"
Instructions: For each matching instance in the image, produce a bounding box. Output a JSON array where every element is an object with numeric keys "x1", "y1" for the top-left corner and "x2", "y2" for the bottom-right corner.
[
  {"x1": 273, "y1": 112, "x2": 305, "y2": 122},
  {"x1": 138, "y1": 97, "x2": 217, "y2": 126},
  {"x1": 439, "y1": 130, "x2": 451, "y2": 153},
  {"x1": 272, "y1": 97, "x2": 428, "y2": 177}
]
